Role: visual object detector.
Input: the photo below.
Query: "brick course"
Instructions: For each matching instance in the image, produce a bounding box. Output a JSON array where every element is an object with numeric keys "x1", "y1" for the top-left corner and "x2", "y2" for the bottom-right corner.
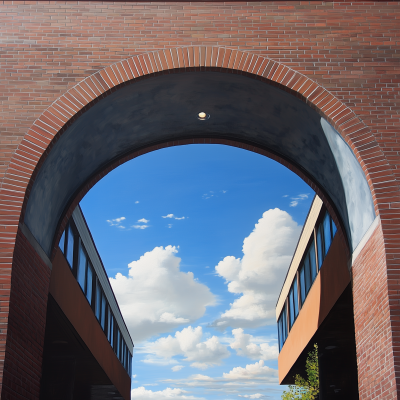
[{"x1": 0, "y1": 2, "x2": 399, "y2": 399}]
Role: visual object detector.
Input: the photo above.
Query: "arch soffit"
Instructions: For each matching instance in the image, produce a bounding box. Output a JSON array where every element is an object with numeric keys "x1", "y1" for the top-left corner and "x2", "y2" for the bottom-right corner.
[{"x1": 4, "y1": 46, "x2": 385, "y2": 258}]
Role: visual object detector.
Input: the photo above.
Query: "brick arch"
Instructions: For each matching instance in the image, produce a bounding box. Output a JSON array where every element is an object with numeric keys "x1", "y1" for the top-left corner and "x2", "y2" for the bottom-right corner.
[
  {"x1": 2, "y1": 46, "x2": 398, "y2": 400},
  {"x1": 5, "y1": 46, "x2": 390, "y2": 243}
]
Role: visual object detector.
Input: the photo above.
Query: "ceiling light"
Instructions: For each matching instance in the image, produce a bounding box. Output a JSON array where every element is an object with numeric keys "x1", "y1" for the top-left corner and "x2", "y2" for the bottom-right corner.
[{"x1": 198, "y1": 112, "x2": 210, "y2": 121}]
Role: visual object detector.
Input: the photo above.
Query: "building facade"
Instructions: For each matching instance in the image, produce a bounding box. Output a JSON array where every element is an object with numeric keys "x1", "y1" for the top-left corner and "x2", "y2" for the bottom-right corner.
[
  {"x1": 0, "y1": 2, "x2": 399, "y2": 399},
  {"x1": 276, "y1": 196, "x2": 359, "y2": 398},
  {"x1": 39, "y1": 206, "x2": 133, "y2": 400}
]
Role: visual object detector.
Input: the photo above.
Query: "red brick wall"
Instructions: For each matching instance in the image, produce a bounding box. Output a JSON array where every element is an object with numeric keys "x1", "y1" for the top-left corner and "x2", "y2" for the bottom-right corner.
[
  {"x1": 1, "y1": 229, "x2": 51, "y2": 399},
  {"x1": 352, "y1": 221, "x2": 397, "y2": 399},
  {"x1": 0, "y1": 2, "x2": 399, "y2": 399}
]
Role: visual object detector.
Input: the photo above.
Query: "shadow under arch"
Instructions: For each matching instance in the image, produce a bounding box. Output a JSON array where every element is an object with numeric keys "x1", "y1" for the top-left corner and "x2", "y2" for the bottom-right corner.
[{"x1": 10, "y1": 47, "x2": 376, "y2": 260}]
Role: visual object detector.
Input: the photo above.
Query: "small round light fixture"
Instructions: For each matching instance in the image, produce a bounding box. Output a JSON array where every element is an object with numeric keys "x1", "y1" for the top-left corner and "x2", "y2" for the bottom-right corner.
[{"x1": 198, "y1": 112, "x2": 210, "y2": 121}]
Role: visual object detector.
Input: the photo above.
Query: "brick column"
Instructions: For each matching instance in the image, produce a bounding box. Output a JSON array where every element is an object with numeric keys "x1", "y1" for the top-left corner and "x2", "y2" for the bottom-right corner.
[
  {"x1": 352, "y1": 221, "x2": 397, "y2": 399},
  {"x1": 1, "y1": 229, "x2": 51, "y2": 400}
]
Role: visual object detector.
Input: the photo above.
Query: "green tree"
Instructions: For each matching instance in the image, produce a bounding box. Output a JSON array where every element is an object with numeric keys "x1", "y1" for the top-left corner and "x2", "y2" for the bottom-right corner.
[{"x1": 281, "y1": 344, "x2": 319, "y2": 400}]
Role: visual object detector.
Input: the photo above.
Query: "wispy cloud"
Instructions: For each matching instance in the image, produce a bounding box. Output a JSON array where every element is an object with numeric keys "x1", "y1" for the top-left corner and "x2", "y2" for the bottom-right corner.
[
  {"x1": 138, "y1": 218, "x2": 149, "y2": 223},
  {"x1": 107, "y1": 217, "x2": 126, "y2": 227},
  {"x1": 135, "y1": 201, "x2": 140, "y2": 204},
  {"x1": 168, "y1": 224, "x2": 173, "y2": 229},
  {"x1": 172, "y1": 365, "x2": 184, "y2": 372},
  {"x1": 163, "y1": 214, "x2": 186, "y2": 220},
  {"x1": 289, "y1": 193, "x2": 309, "y2": 207},
  {"x1": 132, "y1": 225, "x2": 149, "y2": 230},
  {"x1": 163, "y1": 214, "x2": 175, "y2": 219}
]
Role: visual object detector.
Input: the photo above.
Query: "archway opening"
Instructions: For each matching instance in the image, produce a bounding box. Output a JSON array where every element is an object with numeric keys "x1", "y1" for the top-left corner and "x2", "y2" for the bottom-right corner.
[{"x1": 12, "y1": 66, "x2": 375, "y2": 400}]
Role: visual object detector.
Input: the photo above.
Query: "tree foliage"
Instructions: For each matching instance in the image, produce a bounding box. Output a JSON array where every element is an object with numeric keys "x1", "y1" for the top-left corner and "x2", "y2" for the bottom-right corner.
[{"x1": 281, "y1": 344, "x2": 319, "y2": 400}]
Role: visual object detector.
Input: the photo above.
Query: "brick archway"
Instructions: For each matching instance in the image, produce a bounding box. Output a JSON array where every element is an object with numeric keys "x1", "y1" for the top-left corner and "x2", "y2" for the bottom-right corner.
[{"x1": 1, "y1": 47, "x2": 398, "y2": 399}]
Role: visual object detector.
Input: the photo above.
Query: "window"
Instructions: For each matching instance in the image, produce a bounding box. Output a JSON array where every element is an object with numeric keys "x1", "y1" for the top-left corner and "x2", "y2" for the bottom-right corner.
[
  {"x1": 59, "y1": 230, "x2": 65, "y2": 253},
  {"x1": 116, "y1": 329, "x2": 121, "y2": 358},
  {"x1": 101, "y1": 292, "x2": 106, "y2": 331},
  {"x1": 299, "y1": 263, "x2": 306, "y2": 305},
  {"x1": 108, "y1": 309, "x2": 114, "y2": 345},
  {"x1": 77, "y1": 242, "x2": 87, "y2": 292},
  {"x1": 288, "y1": 278, "x2": 298, "y2": 329},
  {"x1": 278, "y1": 306, "x2": 287, "y2": 351},
  {"x1": 316, "y1": 224, "x2": 324, "y2": 270},
  {"x1": 66, "y1": 225, "x2": 74, "y2": 268},
  {"x1": 95, "y1": 279, "x2": 102, "y2": 321},
  {"x1": 309, "y1": 241, "x2": 317, "y2": 282},
  {"x1": 316, "y1": 211, "x2": 337, "y2": 269},
  {"x1": 323, "y1": 212, "x2": 332, "y2": 257},
  {"x1": 86, "y1": 262, "x2": 93, "y2": 305}
]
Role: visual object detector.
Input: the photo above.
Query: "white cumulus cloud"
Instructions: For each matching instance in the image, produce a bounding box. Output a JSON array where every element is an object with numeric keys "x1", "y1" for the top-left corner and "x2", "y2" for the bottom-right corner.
[
  {"x1": 110, "y1": 246, "x2": 215, "y2": 342},
  {"x1": 138, "y1": 218, "x2": 149, "y2": 223},
  {"x1": 131, "y1": 387, "x2": 204, "y2": 400},
  {"x1": 230, "y1": 329, "x2": 278, "y2": 360},
  {"x1": 142, "y1": 326, "x2": 230, "y2": 370},
  {"x1": 223, "y1": 360, "x2": 278, "y2": 381},
  {"x1": 213, "y1": 208, "x2": 301, "y2": 329},
  {"x1": 172, "y1": 365, "x2": 184, "y2": 372}
]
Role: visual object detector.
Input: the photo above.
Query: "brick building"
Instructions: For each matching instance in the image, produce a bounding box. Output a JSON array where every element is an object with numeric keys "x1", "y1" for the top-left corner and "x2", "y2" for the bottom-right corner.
[{"x1": 0, "y1": 2, "x2": 399, "y2": 399}]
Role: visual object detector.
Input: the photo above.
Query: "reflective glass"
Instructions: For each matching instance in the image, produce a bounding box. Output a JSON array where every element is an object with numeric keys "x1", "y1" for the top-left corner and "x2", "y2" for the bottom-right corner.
[
  {"x1": 323, "y1": 212, "x2": 332, "y2": 256},
  {"x1": 101, "y1": 293, "x2": 106, "y2": 330},
  {"x1": 117, "y1": 330, "x2": 121, "y2": 358},
  {"x1": 282, "y1": 307, "x2": 287, "y2": 341},
  {"x1": 331, "y1": 216, "x2": 337, "y2": 238},
  {"x1": 309, "y1": 241, "x2": 317, "y2": 282},
  {"x1": 316, "y1": 224, "x2": 324, "y2": 269},
  {"x1": 293, "y1": 278, "x2": 299, "y2": 318},
  {"x1": 95, "y1": 280, "x2": 101, "y2": 321},
  {"x1": 66, "y1": 226, "x2": 74, "y2": 268},
  {"x1": 86, "y1": 263, "x2": 93, "y2": 304},
  {"x1": 77, "y1": 244, "x2": 87, "y2": 292},
  {"x1": 277, "y1": 321, "x2": 282, "y2": 351},
  {"x1": 299, "y1": 264, "x2": 306, "y2": 305},
  {"x1": 289, "y1": 285, "x2": 295, "y2": 329},
  {"x1": 59, "y1": 230, "x2": 65, "y2": 253},
  {"x1": 304, "y1": 254, "x2": 311, "y2": 295}
]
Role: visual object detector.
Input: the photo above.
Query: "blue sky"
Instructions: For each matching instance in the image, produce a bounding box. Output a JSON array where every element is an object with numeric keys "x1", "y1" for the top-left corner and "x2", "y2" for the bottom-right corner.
[{"x1": 80, "y1": 144, "x2": 314, "y2": 400}]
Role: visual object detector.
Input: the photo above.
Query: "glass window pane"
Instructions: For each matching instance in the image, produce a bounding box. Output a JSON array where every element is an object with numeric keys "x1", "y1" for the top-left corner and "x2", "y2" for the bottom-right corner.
[
  {"x1": 66, "y1": 226, "x2": 74, "y2": 268},
  {"x1": 317, "y1": 224, "x2": 324, "y2": 269},
  {"x1": 77, "y1": 243, "x2": 87, "y2": 292},
  {"x1": 323, "y1": 212, "x2": 332, "y2": 256},
  {"x1": 117, "y1": 330, "x2": 121, "y2": 358},
  {"x1": 109, "y1": 313, "x2": 114, "y2": 345},
  {"x1": 282, "y1": 307, "x2": 287, "y2": 341},
  {"x1": 86, "y1": 263, "x2": 93, "y2": 304},
  {"x1": 59, "y1": 230, "x2": 65, "y2": 253},
  {"x1": 289, "y1": 286, "x2": 294, "y2": 329},
  {"x1": 277, "y1": 320, "x2": 282, "y2": 351},
  {"x1": 101, "y1": 293, "x2": 106, "y2": 330},
  {"x1": 304, "y1": 254, "x2": 311, "y2": 295},
  {"x1": 331, "y1": 216, "x2": 337, "y2": 238},
  {"x1": 95, "y1": 280, "x2": 101, "y2": 321},
  {"x1": 309, "y1": 241, "x2": 317, "y2": 283},
  {"x1": 293, "y1": 278, "x2": 299, "y2": 318},
  {"x1": 299, "y1": 264, "x2": 306, "y2": 305}
]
